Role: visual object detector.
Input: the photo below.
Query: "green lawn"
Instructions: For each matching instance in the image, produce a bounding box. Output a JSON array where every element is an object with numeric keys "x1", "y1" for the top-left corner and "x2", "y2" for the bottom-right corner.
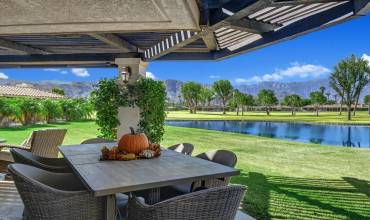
[
  {"x1": 1, "y1": 121, "x2": 370, "y2": 219},
  {"x1": 167, "y1": 110, "x2": 370, "y2": 125}
]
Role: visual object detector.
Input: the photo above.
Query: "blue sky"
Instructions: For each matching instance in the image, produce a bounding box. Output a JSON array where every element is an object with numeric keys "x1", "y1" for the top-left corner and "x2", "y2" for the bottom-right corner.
[{"x1": 0, "y1": 15, "x2": 369, "y2": 85}]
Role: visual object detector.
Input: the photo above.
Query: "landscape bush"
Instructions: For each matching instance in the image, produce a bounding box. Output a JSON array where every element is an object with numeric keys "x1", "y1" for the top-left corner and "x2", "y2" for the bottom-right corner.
[{"x1": 0, "y1": 97, "x2": 93, "y2": 127}]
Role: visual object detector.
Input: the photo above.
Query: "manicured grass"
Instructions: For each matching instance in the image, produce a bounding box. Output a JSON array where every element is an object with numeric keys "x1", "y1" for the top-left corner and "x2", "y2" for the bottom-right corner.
[
  {"x1": 167, "y1": 110, "x2": 370, "y2": 125},
  {"x1": 0, "y1": 120, "x2": 99, "y2": 145},
  {"x1": 162, "y1": 126, "x2": 370, "y2": 220},
  {"x1": 1, "y1": 121, "x2": 370, "y2": 219}
]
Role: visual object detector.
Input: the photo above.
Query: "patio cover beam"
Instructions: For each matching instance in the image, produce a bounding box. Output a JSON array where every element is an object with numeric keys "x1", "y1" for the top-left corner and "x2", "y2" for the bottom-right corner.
[
  {"x1": 213, "y1": 0, "x2": 361, "y2": 60},
  {"x1": 201, "y1": 32, "x2": 219, "y2": 51},
  {"x1": 0, "y1": 53, "x2": 139, "y2": 68},
  {"x1": 0, "y1": 38, "x2": 50, "y2": 55},
  {"x1": 221, "y1": 19, "x2": 281, "y2": 34},
  {"x1": 88, "y1": 33, "x2": 139, "y2": 52}
]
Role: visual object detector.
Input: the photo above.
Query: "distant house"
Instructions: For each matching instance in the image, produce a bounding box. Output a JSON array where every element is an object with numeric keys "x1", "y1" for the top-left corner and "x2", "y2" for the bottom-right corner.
[{"x1": 0, "y1": 85, "x2": 64, "y2": 99}]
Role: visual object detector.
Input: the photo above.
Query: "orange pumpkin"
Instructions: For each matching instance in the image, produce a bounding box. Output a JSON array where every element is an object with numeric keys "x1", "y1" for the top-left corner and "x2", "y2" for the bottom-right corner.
[{"x1": 118, "y1": 127, "x2": 149, "y2": 154}]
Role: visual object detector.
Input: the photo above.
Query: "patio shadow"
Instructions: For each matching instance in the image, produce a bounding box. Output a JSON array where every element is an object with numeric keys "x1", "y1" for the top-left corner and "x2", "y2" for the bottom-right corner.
[
  {"x1": 232, "y1": 172, "x2": 370, "y2": 220},
  {"x1": 343, "y1": 177, "x2": 370, "y2": 198},
  {"x1": 0, "y1": 123, "x2": 58, "y2": 131},
  {"x1": 233, "y1": 172, "x2": 270, "y2": 220}
]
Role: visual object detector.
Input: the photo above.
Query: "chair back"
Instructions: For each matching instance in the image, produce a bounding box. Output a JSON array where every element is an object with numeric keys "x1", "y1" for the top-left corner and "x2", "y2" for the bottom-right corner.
[
  {"x1": 80, "y1": 138, "x2": 116, "y2": 144},
  {"x1": 29, "y1": 129, "x2": 67, "y2": 158},
  {"x1": 8, "y1": 163, "x2": 105, "y2": 220},
  {"x1": 128, "y1": 185, "x2": 246, "y2": 220},
  {"x1": 196, "y1": 150, "x2": 237, "y2": 168},
  {"x1": 168, "y1": 143, "x2": 194, "y2": 155},
  {"x1": 10, "y1": 148, "x2": 71, "y2": 173}
]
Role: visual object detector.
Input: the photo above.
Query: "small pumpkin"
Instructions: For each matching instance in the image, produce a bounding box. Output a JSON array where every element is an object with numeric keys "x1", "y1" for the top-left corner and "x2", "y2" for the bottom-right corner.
[
  {"x1": 139, "y1": 150, "x2": 155, "y2": 159},
  {"x1": 118, "y1": 127, "x2": 149, "y2": 154}
]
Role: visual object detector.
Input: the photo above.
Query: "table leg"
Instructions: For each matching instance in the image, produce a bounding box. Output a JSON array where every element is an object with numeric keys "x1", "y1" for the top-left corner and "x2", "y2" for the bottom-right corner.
[
  {"x1": 105, "y1": 194, "x2": 116, "y2": 220},
  {"x1": 147, "y1": 188, "x2": 161, "y2": 205}
]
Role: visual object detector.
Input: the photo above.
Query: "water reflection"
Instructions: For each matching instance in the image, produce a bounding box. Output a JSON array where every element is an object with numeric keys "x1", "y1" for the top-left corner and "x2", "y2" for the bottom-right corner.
[
  {"x1": 309, "y1": 125, "x2": 325, "y2": 145},
  {"x1": 283, "y1": 124, "x2": 301, "y2": 140},
  {"x1": 342, "y1": 127, "x2": 361, "y2": 148},
  {"x1": 166, "y1": 120, "x2": 370, "y2": 148}
]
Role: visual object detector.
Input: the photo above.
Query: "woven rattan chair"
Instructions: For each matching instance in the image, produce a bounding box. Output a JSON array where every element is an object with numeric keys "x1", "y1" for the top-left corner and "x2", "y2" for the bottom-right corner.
[
  {"x1": 8, "y1": 163, "x2": 106, "y2": 220},
  {"x1": 192, "y1": 150, "x2": 237, "y2": 188},
  {"x1": 161, "y1": 150, "x2": 238, "y2": 200},
  {"x1": 10, "y1": 148, "x2": 72, "y2": 173},
  {"x1": 128, "y1": 185, "x2": 245, "y2": 220},
  {"x1": 0, "y1": 129, "x2": 66, "y2": 159},
  {"x1": 168, "y1": 143, "x2": 194, "y2": 155},
  {"x1": 80, "y1": 137, "x2": 116, "y2": 144},
  {"x1": 0, "y1": 129, "x2": 66, "y2": 172}
]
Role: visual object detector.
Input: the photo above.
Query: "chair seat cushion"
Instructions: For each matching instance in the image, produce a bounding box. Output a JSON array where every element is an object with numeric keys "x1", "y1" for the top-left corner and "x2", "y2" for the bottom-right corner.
[
  {"x1": 160, "y1": 183, "x2": 192, "y2": 201},
  {"x1": 0, "y1": 148, "x2": 13, "y2": 162}
]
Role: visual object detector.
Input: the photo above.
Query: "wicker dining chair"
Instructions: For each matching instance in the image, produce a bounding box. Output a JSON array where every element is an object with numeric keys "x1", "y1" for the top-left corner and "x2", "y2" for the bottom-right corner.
[
  {"x1": 0, "y1": 129, "x2": 67, "y2": 172},
  {"x1": 10, "y1": 148, "x2": 72, "y2": 173},
  {"x1": 192, "y1": 150, "x2": 237, "y2": 188},
  {"x1": 161, "y1": 150, "x2": 238, "y2": 200},
  {"x1": 80, "y1": 137, "x2": 116, "y2": 144},
  {"x1": 168, "y1": 143, "x2": 194, "y2": 155},
  {"x1": 128, "y1": 185, "x2": 246, "y2": 220},
  {"x1": 8, "y1": 163, "x2": 106, "y2": 220}
]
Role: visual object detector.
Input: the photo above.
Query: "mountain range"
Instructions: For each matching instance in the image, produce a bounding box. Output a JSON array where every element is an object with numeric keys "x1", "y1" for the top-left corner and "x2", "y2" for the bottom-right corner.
[
  {"x1": 165, "y1": 78, "x2": 369, "y2": 103},
  {"x1": 0, "y1": 78, "x2": 368, "y2": 103}
]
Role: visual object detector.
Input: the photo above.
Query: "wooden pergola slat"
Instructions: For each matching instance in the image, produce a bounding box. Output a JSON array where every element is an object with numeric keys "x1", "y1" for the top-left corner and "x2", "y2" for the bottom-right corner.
[{"x1": 0, "y1": 38, "x2": 50, "y2": 55}]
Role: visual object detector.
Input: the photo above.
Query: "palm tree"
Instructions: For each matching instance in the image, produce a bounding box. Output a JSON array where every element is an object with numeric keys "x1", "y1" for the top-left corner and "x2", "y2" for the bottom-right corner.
[{"x1": 319, "y1": 86, "x2": 326, "y2": 95}]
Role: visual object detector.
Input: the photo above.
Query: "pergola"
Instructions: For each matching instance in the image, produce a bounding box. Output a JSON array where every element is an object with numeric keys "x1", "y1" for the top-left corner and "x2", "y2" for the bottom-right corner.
[
  {"x1": 0, "y1": 0, "x2": 369, "y2": 132},
  {"x1": 0, "y1": 0, "x2": 369, "y2": 67}
]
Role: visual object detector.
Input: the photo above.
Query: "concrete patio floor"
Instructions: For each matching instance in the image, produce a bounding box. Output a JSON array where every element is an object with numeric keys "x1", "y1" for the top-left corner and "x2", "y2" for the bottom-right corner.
[{"x1": 0, "y1": 180, "x2": 254, "y2": 220}]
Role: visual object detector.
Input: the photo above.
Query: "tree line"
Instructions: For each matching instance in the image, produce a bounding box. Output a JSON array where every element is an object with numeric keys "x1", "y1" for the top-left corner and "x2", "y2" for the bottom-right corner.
[
  {"x1": 0, "y1": 97, "x2": 94, "y2": 127},
  {"x1": 180, "y1": 55, "x2": 370, "y2": 120}
]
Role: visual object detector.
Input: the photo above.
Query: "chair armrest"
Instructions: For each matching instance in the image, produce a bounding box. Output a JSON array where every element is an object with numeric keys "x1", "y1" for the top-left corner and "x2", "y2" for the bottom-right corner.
[
  {"x1": 129, "y1": 195, "x2": 147, "y2": 206},
  {"x1": 0, "y1": 144, "x2": 30, "y2": 151}
]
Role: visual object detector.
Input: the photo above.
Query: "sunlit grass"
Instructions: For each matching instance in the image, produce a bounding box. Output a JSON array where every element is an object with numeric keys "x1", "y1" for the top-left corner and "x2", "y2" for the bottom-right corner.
[
  {"x1": 0, "y1": 120, "x2": 99, "y2": 145},
  {"x1": 1, "y1": 121, "x2": 370, "y2": 219},
  {"x1": 166, "y1": 110, "x2": 370, "y2": 125}
]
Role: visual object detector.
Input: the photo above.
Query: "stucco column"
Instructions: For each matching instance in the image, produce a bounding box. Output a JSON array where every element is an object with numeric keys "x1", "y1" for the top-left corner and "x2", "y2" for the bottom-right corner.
[{"x1": 115, "y1": 58, "x2": 149, "y2": 138}]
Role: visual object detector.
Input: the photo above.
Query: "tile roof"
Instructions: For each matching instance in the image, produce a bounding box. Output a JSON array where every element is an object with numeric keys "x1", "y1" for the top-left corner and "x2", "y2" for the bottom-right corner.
[{"x1": 0, "y1": 85, "x2": 64, "y2": 99}]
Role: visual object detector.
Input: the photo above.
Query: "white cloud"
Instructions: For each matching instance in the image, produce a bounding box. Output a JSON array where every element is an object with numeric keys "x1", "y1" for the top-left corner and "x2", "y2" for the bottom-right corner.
[
  {"x1": 146, "y1": 72, "x2": 156, "y2": 79},
  {"x1": 235, "y1": 62, "x2": 330, "y2": 84},
  {"x1": 0, "y1": 72, "x2": 8, "y2": 79},
  {"x1": 235, "y1": 78, "x2": 249, "y2": 84},
  {"x1": 71, "y1": 68, "x2": 90, "y2": 77},
  {"x1": 43, "y1": 68, "x2": 61, "y2": 72},
  {"x1": 362, "y1": 53, "x2": 370, "y2": 65},
  {"x1": 278, "y1": 63, "x2": 330, "y2": 78},
  {"x1": 209, "y1": 75, "x2": 220, "y2": 79},
  {"x1": 43, "y1": 68, "x2": 68, "y2": 75}
]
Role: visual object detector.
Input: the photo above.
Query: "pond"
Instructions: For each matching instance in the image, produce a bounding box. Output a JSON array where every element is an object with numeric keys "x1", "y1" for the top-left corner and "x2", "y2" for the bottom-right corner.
[{"x1": 166, "y1": 120, "x2": 370, "y2": 148}]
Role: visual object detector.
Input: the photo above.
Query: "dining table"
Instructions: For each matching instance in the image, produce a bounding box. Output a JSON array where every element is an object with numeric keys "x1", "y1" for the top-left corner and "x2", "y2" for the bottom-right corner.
[{"x1": 59, "y1": 142, "x2": 240, "y2": 220}]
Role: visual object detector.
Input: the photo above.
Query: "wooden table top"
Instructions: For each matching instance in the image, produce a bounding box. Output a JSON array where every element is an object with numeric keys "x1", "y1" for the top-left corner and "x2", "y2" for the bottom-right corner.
[{"x1": 59, "y1": 143, "x2": 240, "y2": 197}]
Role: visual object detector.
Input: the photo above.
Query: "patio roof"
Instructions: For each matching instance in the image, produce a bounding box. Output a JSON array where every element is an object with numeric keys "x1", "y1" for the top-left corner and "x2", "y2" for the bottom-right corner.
[{"x1": 0, "y1": 0, "x2": 369, "y2": 67}]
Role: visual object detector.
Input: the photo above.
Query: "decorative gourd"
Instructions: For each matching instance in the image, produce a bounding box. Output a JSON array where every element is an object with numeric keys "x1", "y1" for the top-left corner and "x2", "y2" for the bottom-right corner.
[
  {"x1": 118, "y1": 127, "x2": 149, "y2": 154},
  {"x1": 139, "y1": 150, "x2": 155, "y2": 159}
]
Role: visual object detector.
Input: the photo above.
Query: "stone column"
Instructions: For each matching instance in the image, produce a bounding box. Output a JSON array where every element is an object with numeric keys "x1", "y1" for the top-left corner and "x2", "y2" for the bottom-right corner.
[{"x1": 115, "y1": 58, "x2": 149, "y2": 138}]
